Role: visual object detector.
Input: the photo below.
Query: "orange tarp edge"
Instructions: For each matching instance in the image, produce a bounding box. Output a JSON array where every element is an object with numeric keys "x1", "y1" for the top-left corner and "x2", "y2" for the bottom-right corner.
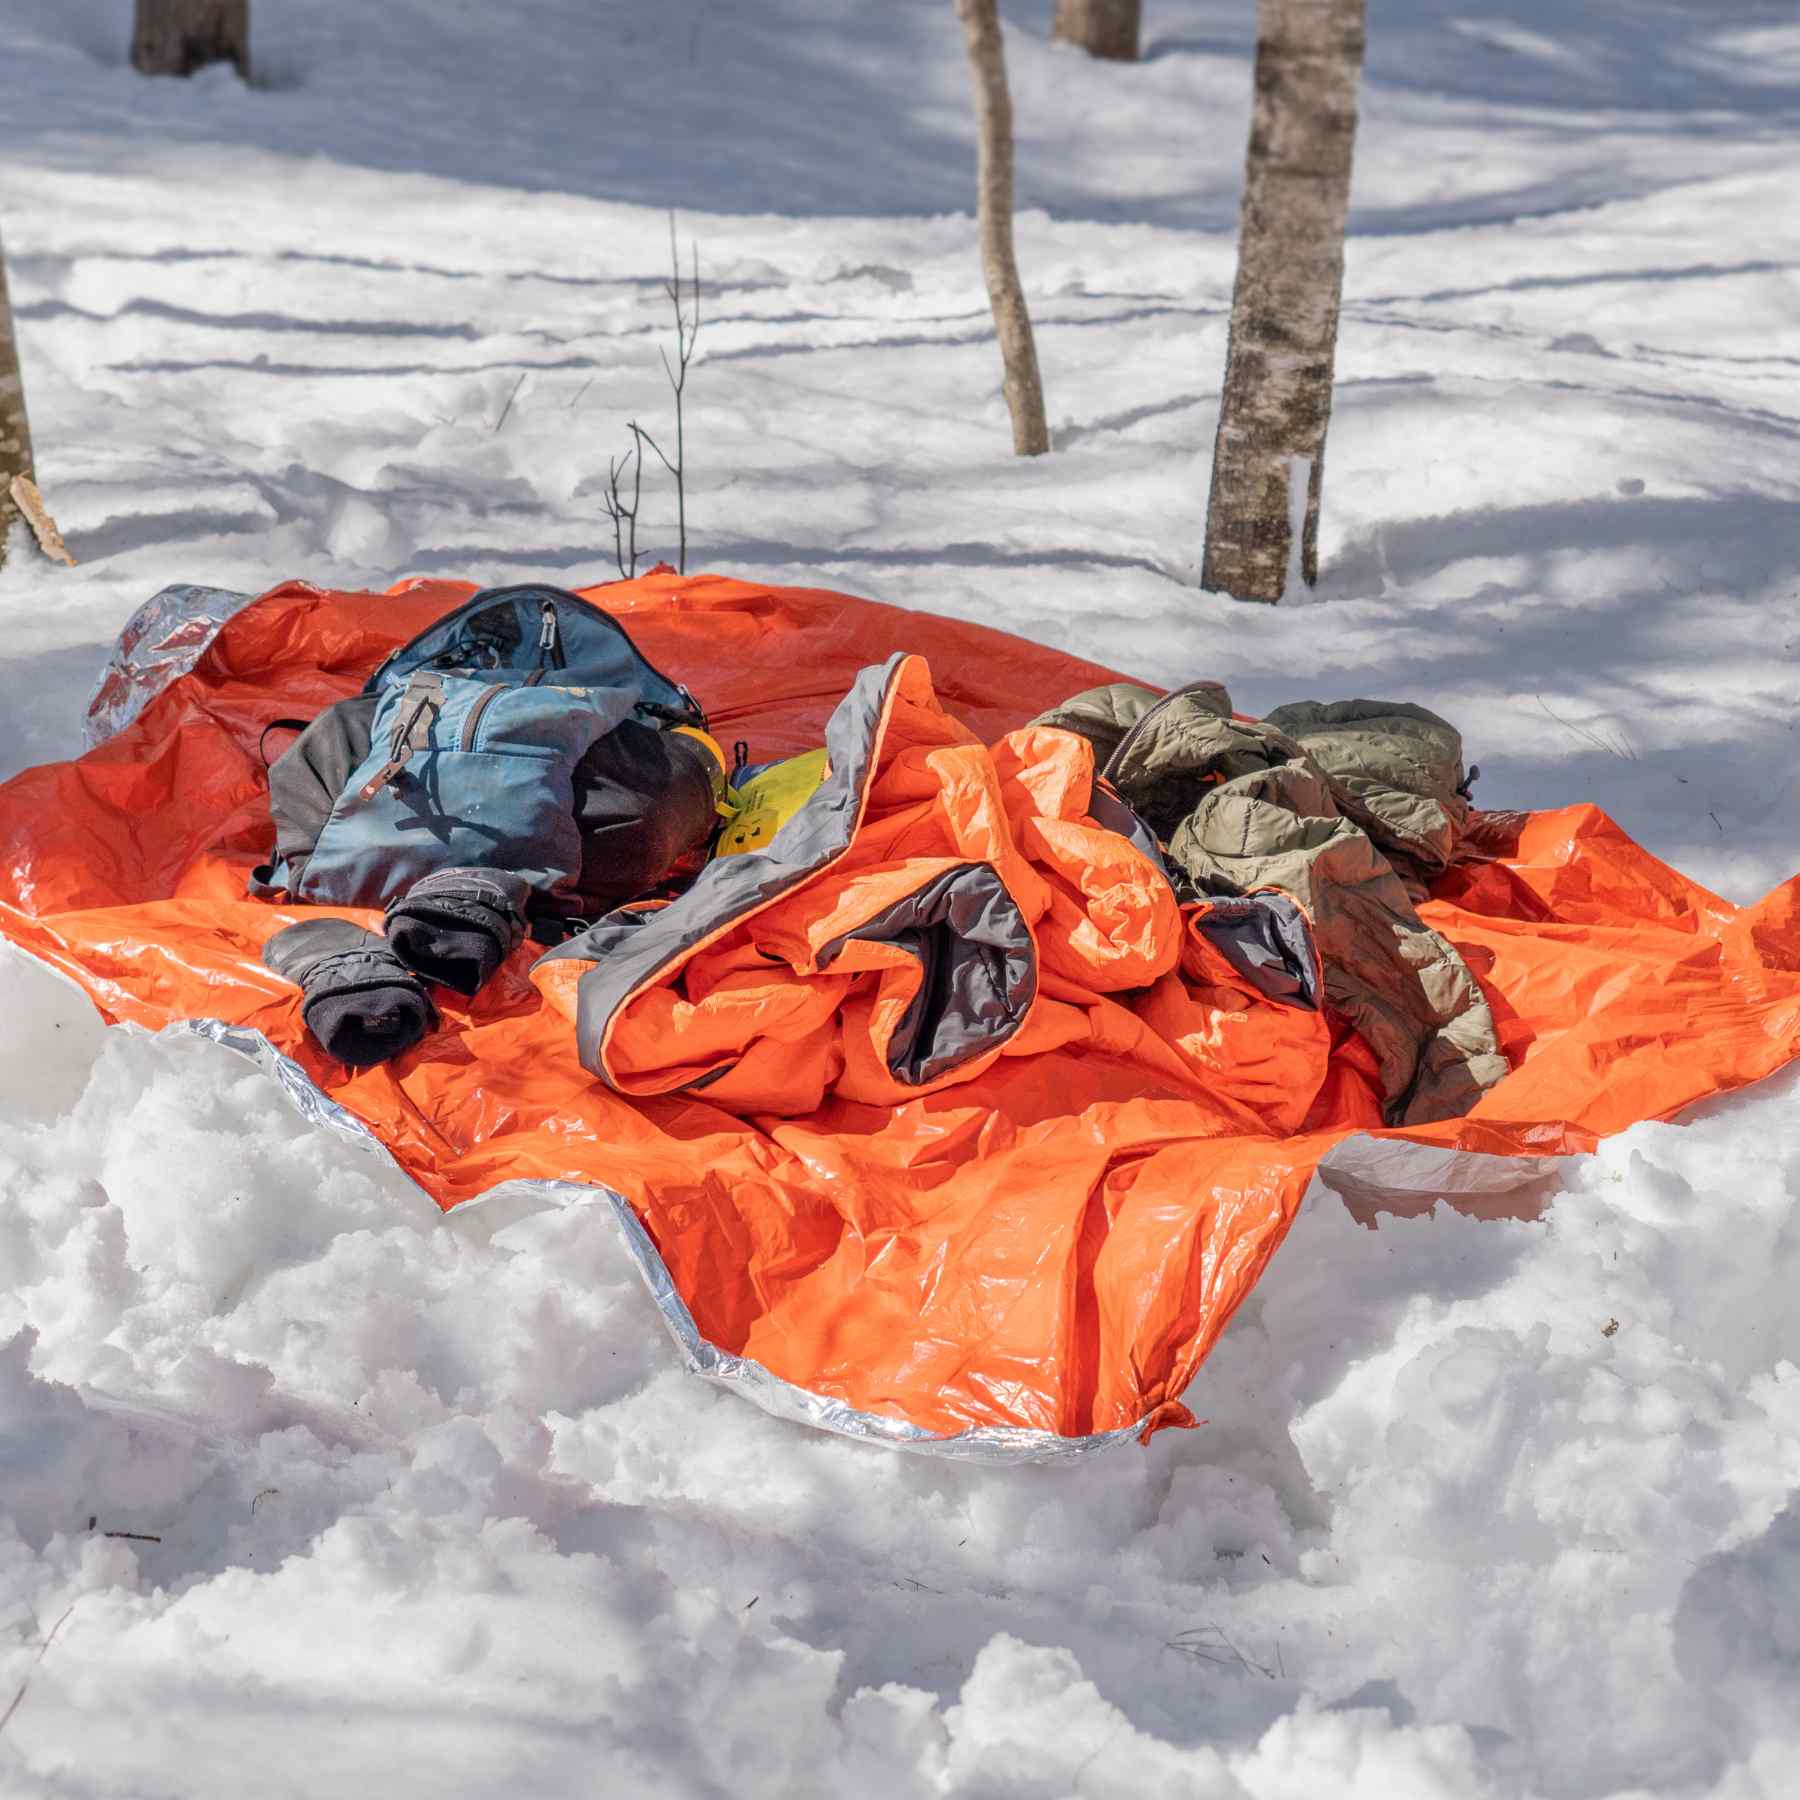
[{"x1": 1, "y1": 571, "x2": 1796, "y2": 1446}]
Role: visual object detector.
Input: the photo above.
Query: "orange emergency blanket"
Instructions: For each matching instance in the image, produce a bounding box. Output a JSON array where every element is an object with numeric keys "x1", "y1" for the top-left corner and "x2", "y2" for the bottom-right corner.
[{"x1": 3, "y1": 571, "x2": 1797, "y2": 1455}]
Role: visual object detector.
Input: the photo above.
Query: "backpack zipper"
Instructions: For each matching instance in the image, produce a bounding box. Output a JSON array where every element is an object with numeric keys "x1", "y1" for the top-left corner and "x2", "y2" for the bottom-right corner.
[
  {"x1": 460, "y1": 681, "x2": 506, "y2": 752},
  {"x1": 367, "y1": 586, "x2": 689, "y2": 715},
  {"x1": 1103, "y1": 680, "x2": 1234, "y2": 783}
]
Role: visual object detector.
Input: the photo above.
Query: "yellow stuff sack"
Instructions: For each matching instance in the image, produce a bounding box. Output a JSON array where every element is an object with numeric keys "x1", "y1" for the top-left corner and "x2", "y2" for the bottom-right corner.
[{"x1": 715, "y1": 747, "x2": 829, "y2": 858}]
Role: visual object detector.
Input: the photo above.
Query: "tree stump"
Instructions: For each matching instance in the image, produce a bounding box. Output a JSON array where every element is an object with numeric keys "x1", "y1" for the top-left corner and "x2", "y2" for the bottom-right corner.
[
  {"x1": 1053, "y1": 0, "x2": 1141, "y2": 63},
  {"x1": 131, "y1": 0, "x2": 250, "y2": 79}
]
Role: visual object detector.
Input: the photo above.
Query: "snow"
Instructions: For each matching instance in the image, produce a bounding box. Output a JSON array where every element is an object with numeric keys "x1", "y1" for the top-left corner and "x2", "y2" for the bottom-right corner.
[
  {"x1": 1280, "y1": 455, "x2": 1312, "y2": 604},
  {"x1": 1, "y1": 1, "x2": 1797, "y2": 1793}
]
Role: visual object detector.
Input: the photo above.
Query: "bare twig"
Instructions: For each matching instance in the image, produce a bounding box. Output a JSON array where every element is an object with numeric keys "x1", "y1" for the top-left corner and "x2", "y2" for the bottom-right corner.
[
  {"x1": 0, "y1": 1603, "x2": 75, "y2": 1738},
  {"x1": 891, "y1": 1575, "x2": 947, "y2": 1596},
  {"x1": 1165, "y1": 1623, "x2": 1278, "y2": 1679},
  {"x1": 1533, "y1": 694, "x2": 1639, "y2": 763},
  {"x1": 657, "y1": 213, "x2": 699, "y2": 574},
  {"x1": 601, "y1": 427, "x2": 646, "y2": 579},
  {"x1": 102, "y1": 1530, "x2": 162, "y2": 1544},
  {"x1": 8, "y1": 475, "x2": 74, "y2": 565},
  {"x1": 634, "y1": 423, "x2": 674, "y2": 479},
  {"x1": 591, "y1": 221, "x2": 699, "y2": 572},
  {"x1": 492, "y1": 372, "x2": 527, "y2": 433}
]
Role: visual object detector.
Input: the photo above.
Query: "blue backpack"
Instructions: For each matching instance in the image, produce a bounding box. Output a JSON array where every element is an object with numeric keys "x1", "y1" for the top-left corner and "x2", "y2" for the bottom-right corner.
[{"x1": 252, "y1": 584, "x2": 718, "y2": 917}]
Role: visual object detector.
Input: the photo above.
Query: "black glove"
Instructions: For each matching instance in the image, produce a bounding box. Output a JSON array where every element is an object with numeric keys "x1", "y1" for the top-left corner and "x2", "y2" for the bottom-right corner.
[
  {"x1": 263, "y1": 918, "x2": 438, "y2": 1068},
  {"x1": 381, "y1": 867, "x2": 531, "y2": 998}
]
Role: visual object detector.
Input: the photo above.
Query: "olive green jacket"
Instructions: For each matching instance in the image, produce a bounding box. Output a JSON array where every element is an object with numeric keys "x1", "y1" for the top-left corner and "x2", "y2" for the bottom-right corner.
[{"x1": 1036, "y1": 681, "x2": 1506, "y2": 1126}]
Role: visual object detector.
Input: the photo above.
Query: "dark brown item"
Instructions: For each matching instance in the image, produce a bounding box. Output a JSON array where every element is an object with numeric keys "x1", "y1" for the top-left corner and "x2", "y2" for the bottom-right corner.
[
  {"x1": 1053, "y1": 0, "x2": 1140, "y2": 61},
  {"x1": 131, "y1": 0, "x2": 250, "y2": 79}
]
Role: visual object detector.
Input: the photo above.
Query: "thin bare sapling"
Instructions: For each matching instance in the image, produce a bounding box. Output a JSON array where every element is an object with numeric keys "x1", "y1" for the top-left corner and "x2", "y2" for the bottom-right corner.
[
  {"x1": 631, "y1": 218, "x2": 700, "y2": 576},
  {"x1": 600, "y1": 428, "x2": 645, "y2": 579}
]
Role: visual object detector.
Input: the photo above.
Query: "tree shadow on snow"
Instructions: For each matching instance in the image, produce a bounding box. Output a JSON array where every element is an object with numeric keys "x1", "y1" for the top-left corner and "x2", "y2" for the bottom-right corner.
[
  {"x1": 1324, "y1": 490, "x2": 1800, "y2": 610},
  {"x1": 1303, "y1": 490, "x2": 1800, "y2": 889},
  {"x1": 6, "y1": 0, "x2": 984, "y2": 221},
  {"x1": 7, "y1": 0, "x2": 1792, "y2": 231},
  {"x1": 1154, "y1": 0, "x2": 1800, "y2": 124},
  {"x1": 1158, "y1": 0, "x2": 1799, "y2": 232}
]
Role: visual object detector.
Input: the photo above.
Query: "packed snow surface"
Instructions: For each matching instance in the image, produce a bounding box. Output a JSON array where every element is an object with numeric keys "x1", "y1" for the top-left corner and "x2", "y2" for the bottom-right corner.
[{"x1": 2, "y1": 2, "x2": 1798, "y2": 1794}]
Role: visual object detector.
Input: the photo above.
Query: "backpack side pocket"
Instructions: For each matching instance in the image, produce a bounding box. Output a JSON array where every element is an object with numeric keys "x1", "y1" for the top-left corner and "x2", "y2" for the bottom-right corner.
[{"x1": 249, "y1": 695, "x2": 378, "y2": 898}]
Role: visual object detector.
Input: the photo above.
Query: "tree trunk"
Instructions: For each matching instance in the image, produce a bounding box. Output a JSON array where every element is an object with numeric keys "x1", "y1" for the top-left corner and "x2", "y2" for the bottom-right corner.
[
  {"x1": 954, "y1": 0, "x2": 1050, "y2": 457},
  {"x1": 132, "y1": 0, "x2": 250, "y2": 78},
  {"x1": 0, "y1": 226, "x2": 34, "y2": 570},
  {"x1": 1202, "y1": 0, "x2": 1366, "y2": 602},
  {"x1": 1053, "y1": 0, "x2": 1141, "y2": 62}
]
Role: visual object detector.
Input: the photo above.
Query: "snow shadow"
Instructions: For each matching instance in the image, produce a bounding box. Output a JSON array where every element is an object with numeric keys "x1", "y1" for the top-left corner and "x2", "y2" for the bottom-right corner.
[
  {"x1": 1356, "y1": 0, "x2": 1800, "y2": 124},
  {"x1": 579, "y1": 1171, "x2": 1550, "y2": 1754},
  {"x1": 1253, "y1": 489, "x2": 1800, "y2": 895},
  {"x1": 7, "y1": 0, "x2": 983, "y2": 219},
  {"x1": 1150, "y1": 0, "x2": 1800, "y2": 123},
  {"x1": 1324, "y1": 490, "x2": 1800, "y2": 607},
  {"x1": 7, "y1": 0, "x2": 1791, "y2": 231},
  {"x1": 0, "y1": 644, "x2": 110, "y2": 785}
]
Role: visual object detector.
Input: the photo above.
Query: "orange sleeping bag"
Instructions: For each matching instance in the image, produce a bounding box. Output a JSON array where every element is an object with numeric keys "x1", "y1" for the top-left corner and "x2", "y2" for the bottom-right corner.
[{"x1": 3, "y1": 570, "x2": 1797, "y2": 1455}]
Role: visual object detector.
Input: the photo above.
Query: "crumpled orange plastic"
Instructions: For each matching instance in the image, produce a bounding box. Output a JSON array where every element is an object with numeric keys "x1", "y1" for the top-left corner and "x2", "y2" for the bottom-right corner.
[{"x1": 0, "y1": 571, "x2": 1795, "y2": 1445}]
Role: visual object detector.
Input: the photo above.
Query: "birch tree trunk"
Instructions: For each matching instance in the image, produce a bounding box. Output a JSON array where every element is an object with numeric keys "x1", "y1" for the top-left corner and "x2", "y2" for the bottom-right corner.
[
  {"x1": 0, "y1": 226, "x2": 34, "y2": 569},
  {"x1": 132, "y1": 0, "x2": 250, "y2": 78},
  {"x1": 955, "y1": 0, "x2": 1050, "y2": 457},
  {"x1": 1202, "y1": 0, "x2": 1366, "y2": 602},
  {"x1": 1053, "y1": 0, "x2": 1141, "y2": 62}
]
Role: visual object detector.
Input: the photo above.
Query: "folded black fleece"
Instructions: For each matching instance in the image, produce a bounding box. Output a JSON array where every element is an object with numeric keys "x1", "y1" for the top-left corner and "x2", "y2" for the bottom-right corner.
[
  {"x1": 382, "y1": 866, "x2": 531, "y2": 997},
  {"x1": 263, "y1": 918, "x2": 437, "y2": 1068}
]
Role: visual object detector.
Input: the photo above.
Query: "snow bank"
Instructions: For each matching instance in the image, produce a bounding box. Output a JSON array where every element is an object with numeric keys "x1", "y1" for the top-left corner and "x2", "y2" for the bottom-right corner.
[
  {"x1": 3, "y1": 953, "x2": 1796, "y2": 1795},
  {"x1": 2, "y1": 0, "x2": 1797, "y2": 1792}
]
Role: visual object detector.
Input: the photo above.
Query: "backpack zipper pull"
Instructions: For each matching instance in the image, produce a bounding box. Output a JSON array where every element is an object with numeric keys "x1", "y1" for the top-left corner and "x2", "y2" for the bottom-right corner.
[
  {"x1": 357, "y1": 752, "x2": 410, "y2": 801},
  {"x1": 358, "y1": 682, "x2": 438, "y2": 800},
  {"x1": 538, "y1": 599, "x2": 564, "y2": 670}
]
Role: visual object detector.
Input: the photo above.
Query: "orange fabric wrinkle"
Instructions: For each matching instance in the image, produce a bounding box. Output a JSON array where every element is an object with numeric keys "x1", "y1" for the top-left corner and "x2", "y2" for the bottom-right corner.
[{"x1": 0, "y1": 571, "x2": 1794, "y2": 1445}]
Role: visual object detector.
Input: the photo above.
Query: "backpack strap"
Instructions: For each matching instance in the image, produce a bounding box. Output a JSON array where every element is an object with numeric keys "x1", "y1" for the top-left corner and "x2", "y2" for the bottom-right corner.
[{"x1": 356, "y1": 671, "x2": 446, "y2": 801}]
